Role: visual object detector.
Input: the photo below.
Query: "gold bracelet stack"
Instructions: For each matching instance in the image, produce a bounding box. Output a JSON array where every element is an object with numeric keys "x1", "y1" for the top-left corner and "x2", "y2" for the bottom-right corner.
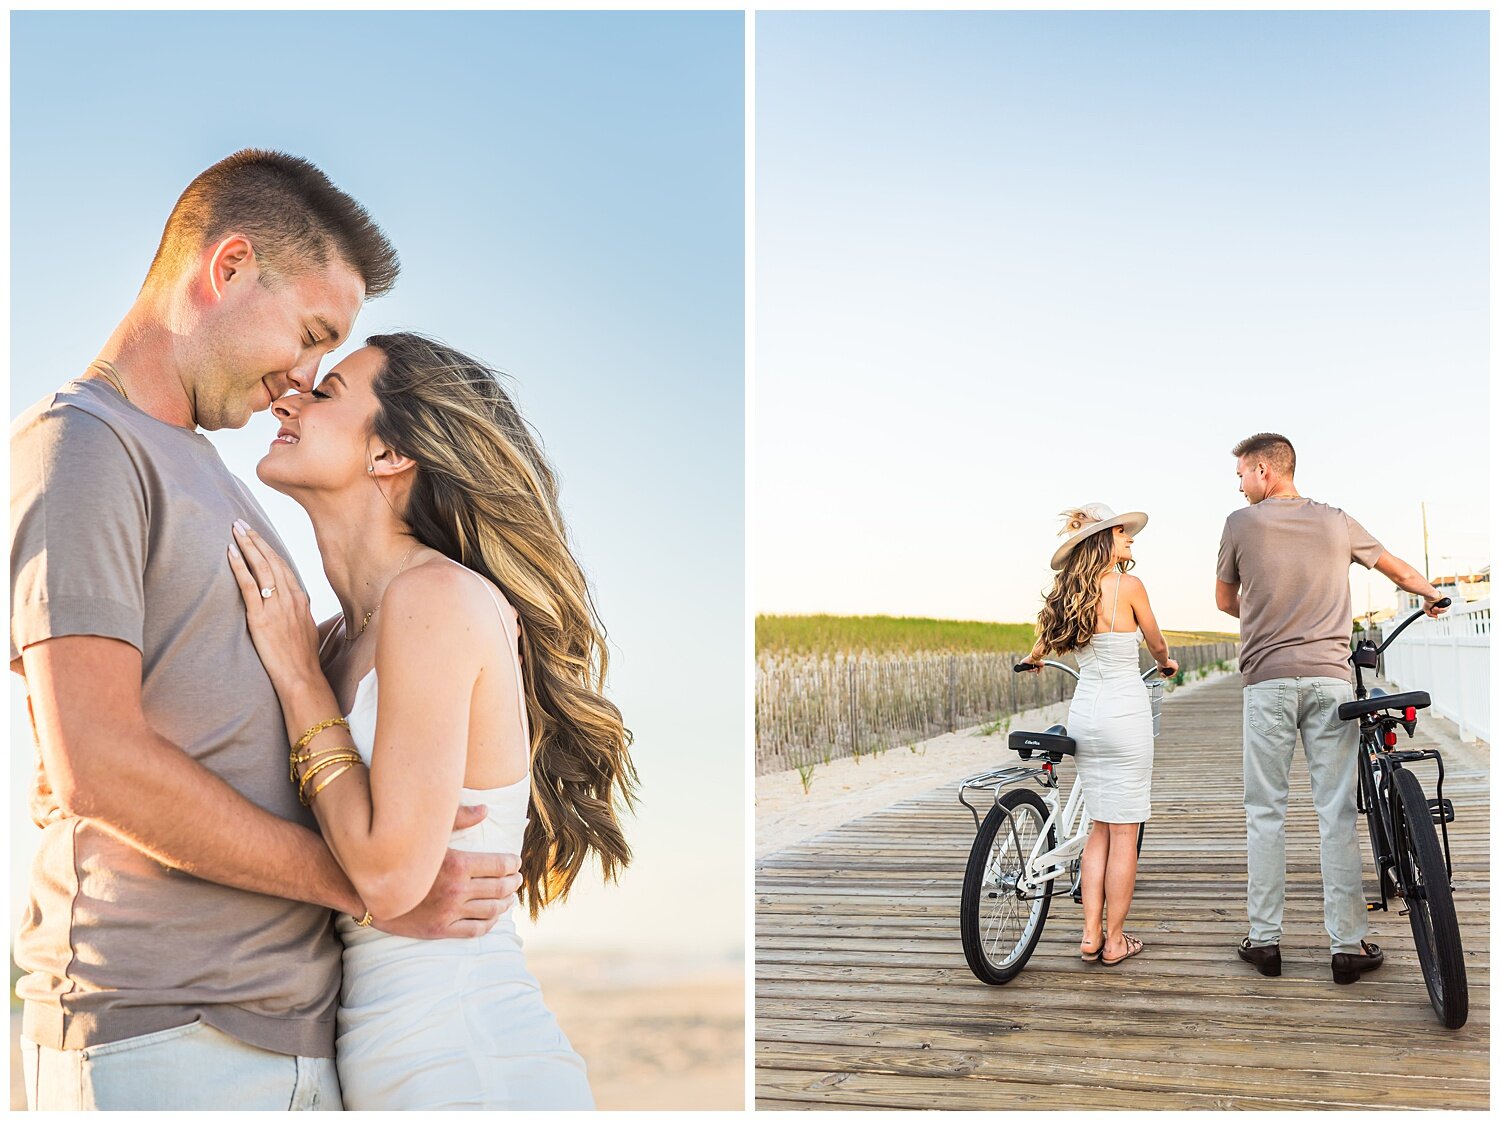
[
  {"x1": 354, "y1": 909, "x2": 375, "y2": 927},
  {"x1": 289, "y1": 717, "x2": 352, "y2": 781},
  {"x1": 298, "y1": 753, "x2": 364, "y2": 805}
]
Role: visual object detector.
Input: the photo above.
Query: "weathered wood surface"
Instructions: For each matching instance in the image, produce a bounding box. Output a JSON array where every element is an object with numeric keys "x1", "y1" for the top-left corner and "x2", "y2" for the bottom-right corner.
[{"x1": 755, "y1": 675, "x2": 1489, "y2": 1110}]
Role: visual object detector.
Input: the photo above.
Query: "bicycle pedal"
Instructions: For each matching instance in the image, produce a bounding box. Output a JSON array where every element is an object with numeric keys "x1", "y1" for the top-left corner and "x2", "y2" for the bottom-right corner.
[{"x1": 1428, "y1": 797, "x2": 1455, "y2": 824}]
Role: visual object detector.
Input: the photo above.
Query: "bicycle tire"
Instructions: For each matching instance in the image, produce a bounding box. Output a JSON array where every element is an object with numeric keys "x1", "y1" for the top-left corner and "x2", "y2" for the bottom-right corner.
[
  {"x1": 961, "y1": 788, "x2": 1054, "y2": 984},
  {"x1": 1392, "y1": 766, "x2": 1468, "y2": 1029}
]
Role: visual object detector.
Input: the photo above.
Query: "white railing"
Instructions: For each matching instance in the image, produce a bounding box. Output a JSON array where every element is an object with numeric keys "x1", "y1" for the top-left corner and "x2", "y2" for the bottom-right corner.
[{"x1": 1378, "y1": 598, "x2": 1490, "y2": 743}]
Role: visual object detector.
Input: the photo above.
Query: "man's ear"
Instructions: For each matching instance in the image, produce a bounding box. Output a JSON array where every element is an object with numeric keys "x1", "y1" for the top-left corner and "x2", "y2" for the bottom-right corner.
[{"x1": 206, "y1": 235, "x2": 258, "y2": 300}]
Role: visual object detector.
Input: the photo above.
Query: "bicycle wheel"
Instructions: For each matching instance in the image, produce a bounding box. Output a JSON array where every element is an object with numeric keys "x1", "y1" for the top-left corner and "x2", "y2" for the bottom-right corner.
[
  {"x1": 1392, "y1": 766, "x2": 1468, "y2": 1029},
  {"x1": 961, "y1": 788, "x2": 1054, "y2": 984}
]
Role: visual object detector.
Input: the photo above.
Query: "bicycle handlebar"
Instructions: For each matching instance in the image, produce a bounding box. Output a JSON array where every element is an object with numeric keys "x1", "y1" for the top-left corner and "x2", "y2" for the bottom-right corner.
[
  {"x1": 1372, "y1": 598, "x2": 1451, "y2": 656},
  {"x1": 1014, "y1": 659, "x2": 1172, "y2": 683}
]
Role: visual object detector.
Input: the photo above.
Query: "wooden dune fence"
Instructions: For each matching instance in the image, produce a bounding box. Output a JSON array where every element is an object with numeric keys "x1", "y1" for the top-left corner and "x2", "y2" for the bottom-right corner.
[{"x1": 755, "y1": 642, "x2": 1238, "y2": 776}]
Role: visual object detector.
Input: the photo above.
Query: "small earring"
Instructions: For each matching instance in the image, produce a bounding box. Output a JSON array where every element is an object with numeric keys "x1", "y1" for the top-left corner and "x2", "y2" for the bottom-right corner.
[{"x1": 367, "y1": 466, "x2": 374, "y2": 473}]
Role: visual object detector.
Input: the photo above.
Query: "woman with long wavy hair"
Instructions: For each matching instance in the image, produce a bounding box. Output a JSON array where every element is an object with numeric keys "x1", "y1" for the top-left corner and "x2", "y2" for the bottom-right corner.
[
  {"x1": 227, "y1": 331, "x2": 634, "y2": 1108},
  {"x1": 1020, "y1": 504, "x2": 1177, "y2": 969}
]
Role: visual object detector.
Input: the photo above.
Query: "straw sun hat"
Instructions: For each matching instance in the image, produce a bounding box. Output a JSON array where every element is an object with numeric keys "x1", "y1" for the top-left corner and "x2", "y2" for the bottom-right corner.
[{"x1": 1049, "y1": 503, "x2": 1149, "y2": 571}]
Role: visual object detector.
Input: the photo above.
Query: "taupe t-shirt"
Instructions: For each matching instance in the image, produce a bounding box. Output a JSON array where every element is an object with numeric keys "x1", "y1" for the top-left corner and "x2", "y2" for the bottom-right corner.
[
  {"x1": 1216, "y1": 497, "x2": 1384, "y2": 686},
  {"x1": 10, "y1": 378, "x2": 340, "y2": 1057}
]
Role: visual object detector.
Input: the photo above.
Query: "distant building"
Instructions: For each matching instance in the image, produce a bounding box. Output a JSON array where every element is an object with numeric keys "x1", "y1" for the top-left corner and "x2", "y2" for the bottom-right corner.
[
  {"x1": 1355, "y1": 606, "x2": 1397, "y2": 631},
  {"x1": 1396, "y1": 566, "x2": 1490, "y2": 613}
]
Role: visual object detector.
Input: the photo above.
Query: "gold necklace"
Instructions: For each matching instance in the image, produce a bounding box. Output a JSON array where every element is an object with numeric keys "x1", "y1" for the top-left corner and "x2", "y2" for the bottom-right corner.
[
  {"x1": 88, "y1": 359, "x2": 129, "y2": 401},
  {"x1": 348, "y1": 543, "x2": 422, "y2": 643}
]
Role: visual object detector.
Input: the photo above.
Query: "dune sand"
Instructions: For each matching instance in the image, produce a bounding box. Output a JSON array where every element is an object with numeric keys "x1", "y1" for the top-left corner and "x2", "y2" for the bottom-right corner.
[{"x1": 758, "y1": 668, "x2": 1222, "y2": 859}]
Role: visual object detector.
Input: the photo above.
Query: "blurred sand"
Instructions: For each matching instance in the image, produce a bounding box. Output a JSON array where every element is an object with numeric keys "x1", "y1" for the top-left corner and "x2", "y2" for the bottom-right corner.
[
  {"x1": 10, "y1": 953, "x2": 744, "y2": 1111},
  {"x1": 531, "y1": 953, "x2": 744, "y2": 1111}
]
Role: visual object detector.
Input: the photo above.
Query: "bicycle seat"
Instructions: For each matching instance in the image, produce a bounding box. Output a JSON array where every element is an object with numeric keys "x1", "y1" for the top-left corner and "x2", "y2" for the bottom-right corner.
[
  {"x1": 1009, "y1": 725, "x2": 1076, "y2": 761},
  {"x1": 1337, "y1": 690, "x2": 1431, "y2": 722}
]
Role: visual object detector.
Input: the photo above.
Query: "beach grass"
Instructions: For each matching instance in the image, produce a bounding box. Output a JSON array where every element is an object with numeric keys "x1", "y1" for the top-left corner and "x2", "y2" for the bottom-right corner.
[{"x1": 756, "y1": 613, "x2": 1237, "y2": 656}]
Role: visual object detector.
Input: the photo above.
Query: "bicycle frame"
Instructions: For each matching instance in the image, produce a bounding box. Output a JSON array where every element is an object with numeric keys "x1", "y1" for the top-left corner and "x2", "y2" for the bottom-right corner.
[
  {"x1": 957, "y1": 658, "x2": 1167, "y2": 899},
  {"x1": 1349, "y1": 601, "x2": 1457, "y2": 909},
  {"x1": 1359, "y1": 743, "x2": 1454, "y2": 912},
  {"x1": 957, "y1": 760, "x2": 1091, "y2": 898}
]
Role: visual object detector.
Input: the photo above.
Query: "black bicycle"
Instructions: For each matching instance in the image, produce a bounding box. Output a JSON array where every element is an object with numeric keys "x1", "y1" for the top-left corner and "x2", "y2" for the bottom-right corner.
[{"x1": 1343, "y1": 598, "x2": 1467, "y2": 1029}]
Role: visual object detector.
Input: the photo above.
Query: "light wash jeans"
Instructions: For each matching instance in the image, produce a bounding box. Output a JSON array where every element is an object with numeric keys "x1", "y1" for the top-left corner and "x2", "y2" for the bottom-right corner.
[
  {"x1": 1242, "y1": 676, "x2": 1369, "y2": 954},
  {"x1": 21, "y1": 1020, "x2": 342, "y2": 1111}
]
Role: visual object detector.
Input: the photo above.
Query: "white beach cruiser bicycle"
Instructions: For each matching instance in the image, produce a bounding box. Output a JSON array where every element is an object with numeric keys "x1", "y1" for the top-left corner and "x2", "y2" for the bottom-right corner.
[{"x1": 957, "y1": 660, "x2": 1171, "y2": 984}]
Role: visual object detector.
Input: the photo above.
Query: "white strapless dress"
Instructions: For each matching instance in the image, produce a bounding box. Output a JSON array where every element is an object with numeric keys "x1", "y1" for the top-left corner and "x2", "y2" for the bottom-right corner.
[
  {"x1": 332, "y1": 578, "x2": 593, "y2": 1110},
  {"x1": 1068, "y1": 629, "x2": 1154, "y2": 824}
]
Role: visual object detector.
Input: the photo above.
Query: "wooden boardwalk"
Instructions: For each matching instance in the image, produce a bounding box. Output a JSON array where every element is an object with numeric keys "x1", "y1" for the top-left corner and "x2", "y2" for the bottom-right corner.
[{"x1": 756, "y1": 675, "x2": 1489, "y2": 1110}]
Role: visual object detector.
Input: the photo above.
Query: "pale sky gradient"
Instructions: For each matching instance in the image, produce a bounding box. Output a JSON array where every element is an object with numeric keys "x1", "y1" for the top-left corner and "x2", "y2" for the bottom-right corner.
[
  {"x1": 10, "y1": 12, "x2": 744, "y2": 961},
  {"x1": 756, "y1": 11, "x2": 1488, "y2": 632}
]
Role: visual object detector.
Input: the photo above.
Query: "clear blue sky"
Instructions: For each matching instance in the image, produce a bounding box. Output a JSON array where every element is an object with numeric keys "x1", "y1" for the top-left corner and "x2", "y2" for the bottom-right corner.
[
  {"x1": 757, "y1": 11, "x2": 1488, "y2": 631},
  {"x1": 10, "y1": 11, "x2": 745, "y2": 961}
]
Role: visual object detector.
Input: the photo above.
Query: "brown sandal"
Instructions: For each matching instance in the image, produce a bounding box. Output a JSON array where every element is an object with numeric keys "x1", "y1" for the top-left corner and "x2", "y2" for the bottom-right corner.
[
  {"x1": 1101, "y1": 933, "x2": 1144, "y2": 966},
  {"x1": 1079, "y1": 929, "x2": 1108, "y2": 962}
]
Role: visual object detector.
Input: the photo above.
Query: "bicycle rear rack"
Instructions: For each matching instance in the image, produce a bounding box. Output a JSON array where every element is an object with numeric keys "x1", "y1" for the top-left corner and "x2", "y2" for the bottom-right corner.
[
  {"x1": 1360, "y1": 743, "x2": 1456, "y2": 916},
  {"x1": 957, "y1": 765, "x2": 1049, "y2": 832}
]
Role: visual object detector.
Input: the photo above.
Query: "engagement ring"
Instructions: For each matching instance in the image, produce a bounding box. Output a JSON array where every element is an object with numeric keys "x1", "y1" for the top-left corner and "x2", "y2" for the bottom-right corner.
[{"x1": 261, "y1": 586, "x2": 277, "y2": 599}]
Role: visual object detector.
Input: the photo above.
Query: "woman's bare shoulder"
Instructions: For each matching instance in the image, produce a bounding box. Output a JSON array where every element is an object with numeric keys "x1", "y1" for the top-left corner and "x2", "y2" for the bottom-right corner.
[{"x1": 383, "y1": 558, "x2": 496, "y2": 623}]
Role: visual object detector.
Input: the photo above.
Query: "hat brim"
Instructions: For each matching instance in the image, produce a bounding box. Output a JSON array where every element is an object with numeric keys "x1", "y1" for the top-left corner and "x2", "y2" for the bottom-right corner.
[{"x1": 1049, "y1": 512, "x2": 1149, "y2": 571}]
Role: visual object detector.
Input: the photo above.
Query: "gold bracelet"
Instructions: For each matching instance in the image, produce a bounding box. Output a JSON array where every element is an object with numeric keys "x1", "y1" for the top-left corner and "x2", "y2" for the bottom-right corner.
[
  {"x1": 286, "y1": 720, "x2": 348, "y2": 780},
  {"x1": 289, "y1": 717, "x2": 350, "y2": 780},
  {"x1": 295, "y1": 716, "x2": 350, "y2": 751},
  {"x1": 354, "y1": 909, "x2": 374, "y2": 927},
  {"x1": 306, "y1": 762, "x2": 361, "y2": 805},
  {"x1": 292, "y1": 743, "x2": 360, "y2": 775},
  {"x1": 297, "y1": 752, "x2": 362, "y2": 794},
  {"x1": 297, "y1": 754, "x2": 363, "y2": 804},
  {"x1": 292, "y1": 749, "x2": 361, "y2": 794},
  {"x1": 296, "y1": 748, "x2": 362, "y2": 785}
]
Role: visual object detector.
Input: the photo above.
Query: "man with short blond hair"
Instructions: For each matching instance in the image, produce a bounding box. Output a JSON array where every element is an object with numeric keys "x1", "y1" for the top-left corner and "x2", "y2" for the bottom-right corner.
[
  {"x1": 1216, "y1": 432, "x2": 1445, "y2": 984},
  {"x1": 11, "y1": 150, "x2": 519, "y2": 1110}
]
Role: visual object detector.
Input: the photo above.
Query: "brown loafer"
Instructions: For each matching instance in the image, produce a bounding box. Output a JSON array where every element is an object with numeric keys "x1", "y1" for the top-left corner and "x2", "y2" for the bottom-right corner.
[
  {"x1": 1238, "y1": 937, "x2": 1282, "y2": 977},
  {"x1": 1331, "y1": 941, "x2": 1384, "y2": 985}
]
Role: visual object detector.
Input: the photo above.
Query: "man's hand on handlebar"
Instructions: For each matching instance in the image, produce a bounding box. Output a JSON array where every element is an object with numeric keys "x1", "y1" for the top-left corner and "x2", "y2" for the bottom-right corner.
[{"x1": 1422, "y1": 595, "x2": 1451, "y2": 619}]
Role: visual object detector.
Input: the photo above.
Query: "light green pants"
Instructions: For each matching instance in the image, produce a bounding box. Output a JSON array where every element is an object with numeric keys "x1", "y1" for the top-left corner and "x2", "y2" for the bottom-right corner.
[
  {"x1": 1242, "y1": 676, "x2": 1369, "y2": 955},
  {"x1": 22, "y1": 1021, "x2": 342, "y2": 1111}
]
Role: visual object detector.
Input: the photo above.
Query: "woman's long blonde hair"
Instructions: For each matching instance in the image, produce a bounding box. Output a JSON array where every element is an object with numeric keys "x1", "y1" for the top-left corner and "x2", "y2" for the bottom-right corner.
[
  {"x1": 1034, "y1": 528, "x2": 1133, "y2": 658},
  {"x1": 367, "y1": 332, "x2": 636, "y2": 918}
]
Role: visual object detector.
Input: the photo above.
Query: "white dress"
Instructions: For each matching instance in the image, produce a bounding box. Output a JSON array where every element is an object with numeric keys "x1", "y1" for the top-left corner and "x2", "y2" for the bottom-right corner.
[
  {"x1": 333, "y1": 572, "x2": 594, "y2": 1110},
  {"x1": 1067, "y1": 575, "x2": 1154, "y2": 824}
]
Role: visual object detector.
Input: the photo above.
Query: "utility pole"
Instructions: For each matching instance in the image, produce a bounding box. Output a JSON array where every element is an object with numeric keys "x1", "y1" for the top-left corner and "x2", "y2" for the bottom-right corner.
[{"x1": 1421, "y1": 501, "x2": 1430, "y2": 581}]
